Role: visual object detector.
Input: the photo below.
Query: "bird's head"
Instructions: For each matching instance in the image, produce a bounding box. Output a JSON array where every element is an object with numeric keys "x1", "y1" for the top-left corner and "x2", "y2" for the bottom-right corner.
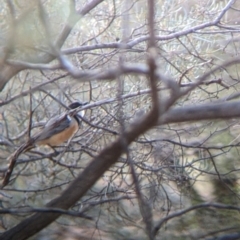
[
  {"x1": 68, "y1": 101, "x2": 88, "y2": 119},
  {"x1": 68, "y1": 101, "x2": 88, "y2": 109}
]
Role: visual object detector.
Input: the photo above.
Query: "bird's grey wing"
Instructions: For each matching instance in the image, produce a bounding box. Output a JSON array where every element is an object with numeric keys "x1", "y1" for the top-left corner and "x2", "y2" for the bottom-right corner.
[
  {"x1": 33, "y1": 114, "x2": 71, "y2": 142},
  {"x1": 45, "y1": 112, "x2": 65, "y2": 127}
]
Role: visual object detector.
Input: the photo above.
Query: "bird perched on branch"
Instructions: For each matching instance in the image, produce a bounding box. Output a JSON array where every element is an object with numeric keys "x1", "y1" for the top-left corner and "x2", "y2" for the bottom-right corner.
[
  {"x1": 32, "y1": 101, "x2": 87, "y2": 147},
  {"x1": 2, "y1": 101, "x2": 87, "y2": 188}
]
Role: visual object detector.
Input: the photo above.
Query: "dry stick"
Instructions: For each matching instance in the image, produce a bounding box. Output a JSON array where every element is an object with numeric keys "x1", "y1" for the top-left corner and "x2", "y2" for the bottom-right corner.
[
  {"x1": 129, "y1": 1, "x2": 158, "y2": 239},
  {"x1": 153, "y1": 202, "x2": 240, "y2": 236},
  {"x1": 0, "y1": 207, "x2": 92, "y2": 220},
  {"x1": 2, "y1": 141, "x2": 34, "y2": 188},
  {"x1": 27, "y1": 88, "x2": 33, "y2": 140},
  {"x1": 0, "y1": 74, "x2": 69, "y2": 107},
  {"x1": 1, "y1": 87, "x2": 37, "y2": 188},
  {"x1": 2, "y1": 89, "x2": 35, "y2": 188}
]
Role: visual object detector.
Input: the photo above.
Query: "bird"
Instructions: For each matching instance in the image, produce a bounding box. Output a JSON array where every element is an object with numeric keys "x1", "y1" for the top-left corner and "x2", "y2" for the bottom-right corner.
[
  {"x1": 31, "y1": 101, "x2": 86, "y2": 147},
  {"x1": 2, "y1": 101, "x2": 87, "y2": 188}
]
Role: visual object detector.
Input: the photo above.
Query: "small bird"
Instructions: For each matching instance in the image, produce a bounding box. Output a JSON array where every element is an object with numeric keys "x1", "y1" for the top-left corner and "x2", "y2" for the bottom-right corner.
[
  {"x1": 31, "y1": 101, "x2": 86, "y2": 147},
  {"x1": 2, "y1": 101, "x2": 87, "y2": 187}
]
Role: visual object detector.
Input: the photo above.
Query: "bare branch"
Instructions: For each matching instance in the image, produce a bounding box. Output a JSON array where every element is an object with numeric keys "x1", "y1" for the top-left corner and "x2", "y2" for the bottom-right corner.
[
  {"x1": 0, "y1": 207, "x2": 92, "y2": 220},
  {"x1": 160, "y1": 100, "x2": 240, "y2": 124},
  {"x1": 153, "y1": 202, "x2": 240, "y2": 236}
]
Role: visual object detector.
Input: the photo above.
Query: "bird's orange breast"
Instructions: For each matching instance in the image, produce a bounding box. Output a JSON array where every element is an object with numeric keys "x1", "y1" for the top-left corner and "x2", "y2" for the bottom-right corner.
[{"x1": 36, "y1": 120, "x2": 79, "y2": 147}]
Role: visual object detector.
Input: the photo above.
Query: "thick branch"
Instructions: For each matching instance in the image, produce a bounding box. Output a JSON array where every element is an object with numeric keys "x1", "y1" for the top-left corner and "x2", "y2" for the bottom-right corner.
[{"x1": 160, "y1": 100, "x2": 240, "y2": 124}]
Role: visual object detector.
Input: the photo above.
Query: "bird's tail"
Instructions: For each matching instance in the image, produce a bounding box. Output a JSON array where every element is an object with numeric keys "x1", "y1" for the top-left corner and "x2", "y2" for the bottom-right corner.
[{"x1": 2, "y1": 142, "x2": 34, "y2": 188}]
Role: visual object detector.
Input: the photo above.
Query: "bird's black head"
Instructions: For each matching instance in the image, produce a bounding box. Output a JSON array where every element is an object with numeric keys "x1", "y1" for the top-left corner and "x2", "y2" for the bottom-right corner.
[
  {"x1": 68, "y1": 101, "x2": 88, "y2": 109},
  {"x1": 68, "y1": 101, "x2": 88, "y2": 126}
]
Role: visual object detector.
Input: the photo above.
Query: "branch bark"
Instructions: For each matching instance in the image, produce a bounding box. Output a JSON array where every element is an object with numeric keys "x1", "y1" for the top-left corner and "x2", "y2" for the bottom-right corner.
[{"x1": 160, "y1": 100, "x2": 240, "y2": 124}]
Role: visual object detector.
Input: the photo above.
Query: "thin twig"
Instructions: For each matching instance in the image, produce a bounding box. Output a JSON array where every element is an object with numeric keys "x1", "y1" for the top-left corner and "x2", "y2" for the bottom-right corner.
[
  {"x1": 0, "y1": 207, "x2": 92, "y2": 220},
  {"x1": 153, "y1": 202, "x2": 240, "y2": 236}
]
